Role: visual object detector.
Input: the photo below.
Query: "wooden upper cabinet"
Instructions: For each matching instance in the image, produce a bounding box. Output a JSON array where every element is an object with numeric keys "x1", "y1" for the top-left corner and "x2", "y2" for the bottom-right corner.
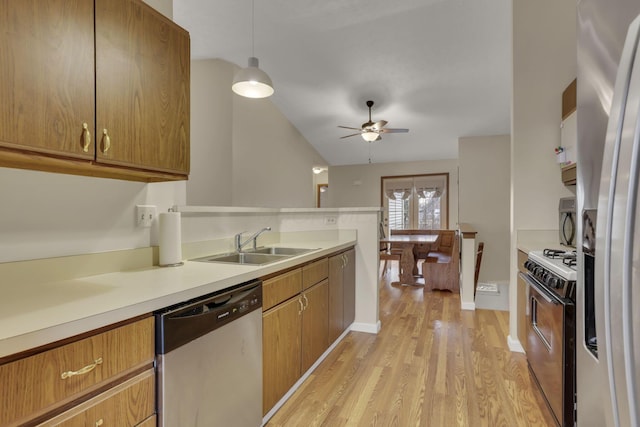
[
  {"x1": 0, "y1": 0, "x2": 96, "y2": 159},
  {"x1": 95, "y1": 0, "x2": 190, "y2": 175},
  {"x1": 0, "y1": 0, "x2": 190, "y2": 182}
]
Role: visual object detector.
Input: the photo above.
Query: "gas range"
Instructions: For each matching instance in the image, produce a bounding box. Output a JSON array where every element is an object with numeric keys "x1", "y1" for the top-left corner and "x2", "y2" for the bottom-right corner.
[{"x1": 525, "y1": 248, "x2": 576, "y2": 301}]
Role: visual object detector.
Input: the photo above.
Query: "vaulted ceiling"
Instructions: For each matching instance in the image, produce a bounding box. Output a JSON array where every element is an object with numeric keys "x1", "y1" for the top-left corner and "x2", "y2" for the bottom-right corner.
[{"x1": 174, "y1": 0, "x2": 512, "y2": 166}]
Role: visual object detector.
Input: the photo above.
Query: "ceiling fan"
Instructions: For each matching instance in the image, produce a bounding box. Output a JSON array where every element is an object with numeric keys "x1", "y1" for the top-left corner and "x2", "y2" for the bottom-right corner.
[{"x1": 338, "y1": 100, "x2": 409, "y2": 142}]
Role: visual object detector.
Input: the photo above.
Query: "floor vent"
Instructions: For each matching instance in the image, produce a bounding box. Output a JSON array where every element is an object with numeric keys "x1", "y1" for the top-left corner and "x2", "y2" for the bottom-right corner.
[{"x1": 476, "y1": 282, "x2": 499, "y2": 294}]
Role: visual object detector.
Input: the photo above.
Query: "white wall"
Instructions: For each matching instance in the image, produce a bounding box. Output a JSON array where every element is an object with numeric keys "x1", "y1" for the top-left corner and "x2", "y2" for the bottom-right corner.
[
  {"x1": 510, "y1": 0, "x2": 576, "y2": 346},
  {"x1": 187, "y1": 58, "x2": 327, "y2": 208},
  {"x1": 459, "y1": 135, "x2": 510, "y2": 283},
  {"x1": 187, "y1": 60, "x2": 234, "y2": 205},
  {"x1": 328, "y1": 159, "x2": 459, "y2": 227},
  {"x1": 232, "y1": 95, "x2": 327, "y2": 208}
]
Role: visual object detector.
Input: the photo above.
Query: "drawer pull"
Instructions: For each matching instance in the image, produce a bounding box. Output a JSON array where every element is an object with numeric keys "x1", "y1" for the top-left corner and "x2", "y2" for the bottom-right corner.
[
  {"x1": 101, "y1": 129, "x2": 111, "y2": 153},
  {"x1": 81, "y1": 122, "x2": 91, "y2": 153},
  {"x1": 60, "y1": 357, "x2": 103, "y2": 379},
  {"x1": 95, "y1": 419, "x2": 104, "y2": 427}
]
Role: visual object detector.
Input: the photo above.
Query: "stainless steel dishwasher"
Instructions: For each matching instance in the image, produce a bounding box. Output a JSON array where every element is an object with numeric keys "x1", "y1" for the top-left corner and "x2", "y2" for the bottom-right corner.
[{"x1": 155, "y1": 279, "x2": 263, "y2": 427}]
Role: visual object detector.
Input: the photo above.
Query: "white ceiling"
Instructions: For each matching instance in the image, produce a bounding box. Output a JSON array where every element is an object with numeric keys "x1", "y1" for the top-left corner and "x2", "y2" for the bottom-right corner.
[{"x1": 173, "y1": 0, "x2": 512, "y2": 166}]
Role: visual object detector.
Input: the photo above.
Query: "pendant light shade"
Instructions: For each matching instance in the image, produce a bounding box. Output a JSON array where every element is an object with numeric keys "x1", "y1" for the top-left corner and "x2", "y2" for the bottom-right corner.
[
  {"x1": 232, "y1": 0, "x2": 274, "y2": 99},
  {"x1": 232, "y1": 57, "x2": 274, "y2": 98}
]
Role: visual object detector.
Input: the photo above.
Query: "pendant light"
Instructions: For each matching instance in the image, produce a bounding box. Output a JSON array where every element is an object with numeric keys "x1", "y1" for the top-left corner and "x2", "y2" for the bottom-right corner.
[{"x1": 232, "y1": 0, "x2": 274, "y2": 98}]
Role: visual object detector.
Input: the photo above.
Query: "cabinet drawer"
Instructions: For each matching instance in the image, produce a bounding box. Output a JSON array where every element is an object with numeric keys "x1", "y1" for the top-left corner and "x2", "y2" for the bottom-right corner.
[
  {"x1": 263, "y1": 269, "x2": 302, "y2": 311},
  {"x1": 0, "y1": 317, "x2": 154, "y2": 426},
  {"x1": 38, "y1": 369, "x2": 155, "y2": 427},
  {"x1": 302, "y1": 258, "x2": 328, "y2": 290}
]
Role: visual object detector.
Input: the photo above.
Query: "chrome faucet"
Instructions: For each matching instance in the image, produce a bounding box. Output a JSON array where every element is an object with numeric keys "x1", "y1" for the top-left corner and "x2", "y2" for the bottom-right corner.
[{"x1": 235, "y1": 227, "x2": 272, "y2": 252}]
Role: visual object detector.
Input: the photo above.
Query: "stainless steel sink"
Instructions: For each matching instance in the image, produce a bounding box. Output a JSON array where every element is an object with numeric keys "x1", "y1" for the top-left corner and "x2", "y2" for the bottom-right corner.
[
  {"x1": 192, "y1": 252, "x2": 288, "y2": 265},
  {"x1": 250, "y1": 247, "x2": 316, "y2": 256},
  {"x1": 191, "y1": 247, "x2": 317, "y2": 265}
]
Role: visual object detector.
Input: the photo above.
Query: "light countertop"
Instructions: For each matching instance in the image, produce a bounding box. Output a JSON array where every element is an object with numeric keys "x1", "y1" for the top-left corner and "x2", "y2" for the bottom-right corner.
[{"x1": 0, "y1": 238, "x2": 355, "y2": 359}]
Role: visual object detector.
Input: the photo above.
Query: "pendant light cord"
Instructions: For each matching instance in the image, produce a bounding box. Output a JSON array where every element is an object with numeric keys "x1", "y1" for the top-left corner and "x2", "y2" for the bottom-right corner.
[{"x1": 251, "y1": 0, "x2": 255, "y2": 57}]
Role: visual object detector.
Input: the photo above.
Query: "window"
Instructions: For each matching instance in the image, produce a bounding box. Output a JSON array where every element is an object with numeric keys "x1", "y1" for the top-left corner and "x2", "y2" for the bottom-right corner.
[{"x1": 381, "y1": 174, "x2": 448, "y2": 231}]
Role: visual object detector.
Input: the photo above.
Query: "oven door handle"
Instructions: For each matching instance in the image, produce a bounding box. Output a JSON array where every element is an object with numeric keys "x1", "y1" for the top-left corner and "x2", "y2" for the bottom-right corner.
[{"x1": 519, "y1": 272, "x2": 559, "y2": 305}]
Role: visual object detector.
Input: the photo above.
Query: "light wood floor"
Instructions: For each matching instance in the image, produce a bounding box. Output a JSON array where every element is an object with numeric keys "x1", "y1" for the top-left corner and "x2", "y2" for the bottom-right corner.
[{"x1": 266, "y1": 264, "x2": 557, "y2": 427}]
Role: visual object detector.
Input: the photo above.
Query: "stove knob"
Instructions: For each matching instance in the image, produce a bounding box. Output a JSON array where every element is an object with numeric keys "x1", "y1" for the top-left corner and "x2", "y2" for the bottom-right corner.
[
  {"x1": 550, "y1": 278, "x2": 560, "y2": 289},
  {"x1": 524, "y1": 260, "x2": 532, "y2": 270}
]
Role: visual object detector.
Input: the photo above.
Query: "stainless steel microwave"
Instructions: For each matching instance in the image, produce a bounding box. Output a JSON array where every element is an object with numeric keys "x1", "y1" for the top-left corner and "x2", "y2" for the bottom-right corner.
[{"x1": 559, "y1": 197, "x2": 576, "y2": 247}]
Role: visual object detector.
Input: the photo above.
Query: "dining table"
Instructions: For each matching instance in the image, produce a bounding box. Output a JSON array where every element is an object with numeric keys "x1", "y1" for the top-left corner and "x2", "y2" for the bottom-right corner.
[{"x1": 380, "y1": 234, "x2": 439, "y2": 285}]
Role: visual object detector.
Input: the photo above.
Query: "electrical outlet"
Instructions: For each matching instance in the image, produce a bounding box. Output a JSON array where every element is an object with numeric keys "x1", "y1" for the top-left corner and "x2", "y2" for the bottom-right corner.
[
  {"x1": 136, "y1": 205, "x2": 156, "y2": 228},
  {"x1": 324, "y1": 216, "x2": 337, "y2": 225}
]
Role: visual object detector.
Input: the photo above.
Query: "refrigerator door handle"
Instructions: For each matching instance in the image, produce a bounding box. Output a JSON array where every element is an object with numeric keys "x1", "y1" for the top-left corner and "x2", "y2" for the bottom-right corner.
[
  {"x1": 621, "y1": 55, "x2": 640, "y2": 427},
  {"x1": 601, "y1": 16, "x2": 640, "y2": 427}
]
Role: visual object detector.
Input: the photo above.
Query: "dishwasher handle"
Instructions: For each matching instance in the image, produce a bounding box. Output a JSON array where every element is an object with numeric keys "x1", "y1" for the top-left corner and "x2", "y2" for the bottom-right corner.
[{"x1": 156, "y1": 279, "x2": 262, "y2": 355}]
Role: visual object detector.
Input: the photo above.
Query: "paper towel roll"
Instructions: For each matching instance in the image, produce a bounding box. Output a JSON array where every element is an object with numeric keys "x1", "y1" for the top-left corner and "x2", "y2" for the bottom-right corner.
[{"x1": 159, "y1": 211, "x2": 183, "y2": 266}]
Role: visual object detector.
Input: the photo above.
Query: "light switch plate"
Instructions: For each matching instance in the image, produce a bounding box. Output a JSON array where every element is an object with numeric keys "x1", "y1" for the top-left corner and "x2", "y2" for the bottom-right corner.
[{"x1": 136, "y1": 205, "x2": 156, "y2": 228}]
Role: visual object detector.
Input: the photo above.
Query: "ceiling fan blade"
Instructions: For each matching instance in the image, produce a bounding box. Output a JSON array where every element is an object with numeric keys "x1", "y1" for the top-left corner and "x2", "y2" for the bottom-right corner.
[
  {"x1": 338, "y1": 125, "x2": 363, "y2": 131},
  {"x1": 340, "y1": 133, "x2": 362, "y2": 139},
  {"x1": 380, "y1": 128, "x2": 409, "y2": 134},
  {"x1": 371, "y1": 120, "x2": 388, "y2": 130}
]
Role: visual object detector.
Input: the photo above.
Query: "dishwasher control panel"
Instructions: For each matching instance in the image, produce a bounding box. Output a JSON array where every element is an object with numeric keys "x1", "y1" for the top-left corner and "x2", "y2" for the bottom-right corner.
[{"x1": 215, "y1": 293, "x2": 261, "y2": 323}]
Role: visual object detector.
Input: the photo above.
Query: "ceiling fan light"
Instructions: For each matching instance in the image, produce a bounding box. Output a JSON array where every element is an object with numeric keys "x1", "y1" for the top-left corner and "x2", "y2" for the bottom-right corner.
[
  {"x1": 362, "y1": 131, "x2": 379, "y2": 142},
  {"x1": 232, "y1": 57, "x2": 274, "y2": 98}
]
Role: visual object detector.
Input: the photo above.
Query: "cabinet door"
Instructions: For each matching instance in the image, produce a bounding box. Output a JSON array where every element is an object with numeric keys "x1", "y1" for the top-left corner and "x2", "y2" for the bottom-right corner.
[
  {"x1": 0, "y1": 0, "x2": 95, "y2": 159},
  {"x1": 95, "y1": 0, "x2": 190, "y2": 174},
  {"x1": 328, "y1": 254, "x2": 344, "y2": 343},
  {"x1": 343, "y1": 248, "x2": 356, "y2": 329},
  {"x1": 262, "y1": 297, "x2": 302, "y2": 415},
  {"x1": 301, "y1": 279, "x2": 329, "y2": 372}
]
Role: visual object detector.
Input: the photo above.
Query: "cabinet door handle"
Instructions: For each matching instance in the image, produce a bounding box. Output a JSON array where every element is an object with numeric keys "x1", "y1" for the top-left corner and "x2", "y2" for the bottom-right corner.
[
  {"x1": 303, "y1": 293, "x2": 309, "y2": 310},
  {"x1": 95, "y1": 419, "x2": 104, "y2": 427},
  {"x1": 298, "y1": 297, "x2": 304, "y2": 315},
  {"x1": 101, "y1": 129, "x2": 111, "y2": 153},
  {"x1": 60, "y1": 357, "x2": 103, "y2": 379},
  {"x1": 81, "y1": 122, "x2": 91, "y2": 153}
]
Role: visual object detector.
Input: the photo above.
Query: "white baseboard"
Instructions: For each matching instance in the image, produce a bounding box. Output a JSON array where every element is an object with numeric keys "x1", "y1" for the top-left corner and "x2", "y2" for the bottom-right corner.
[
  {"x1": 461, "y1": 301, "x2": 476, "y2": 311},
  {"x1": 507, "y1": 335, "x2": 525, "y2": 353},
  {"x1": 350, "y1": 320, "x2": 381, "y2": 334}
]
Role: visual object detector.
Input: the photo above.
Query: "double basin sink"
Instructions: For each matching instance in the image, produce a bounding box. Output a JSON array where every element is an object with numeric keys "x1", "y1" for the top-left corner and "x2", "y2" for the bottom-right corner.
[{"x1": 191, "y1": 246, "x2": 317, "y2": 266}]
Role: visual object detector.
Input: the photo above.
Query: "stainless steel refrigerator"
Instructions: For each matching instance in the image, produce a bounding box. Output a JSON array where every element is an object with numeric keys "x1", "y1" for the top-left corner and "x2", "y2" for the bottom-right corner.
[{"x1": 577, "y1": 1, "x2": 640, "y2": 426}]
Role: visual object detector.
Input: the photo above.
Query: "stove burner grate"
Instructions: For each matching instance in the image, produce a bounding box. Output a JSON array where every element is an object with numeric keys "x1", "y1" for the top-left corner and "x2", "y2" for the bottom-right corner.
[{"x1": 543, "y1": 248, "x2": 567, "y2": 259}]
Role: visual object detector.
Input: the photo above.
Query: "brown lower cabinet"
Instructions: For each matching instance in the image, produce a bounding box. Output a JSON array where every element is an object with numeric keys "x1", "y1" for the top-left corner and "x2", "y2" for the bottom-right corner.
[
  {"x1": 263, "y1": 249, "x2": 354, "y2": 415},
  {"x1": 38, "y1": 369, "x2": 155, "y2": 427},
  {"x1": 328, "y1": 248, "x2": 356, "y2": 343},
  {"x1": 0, "y1": 316, "x2": 155, "y2": 426}
]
